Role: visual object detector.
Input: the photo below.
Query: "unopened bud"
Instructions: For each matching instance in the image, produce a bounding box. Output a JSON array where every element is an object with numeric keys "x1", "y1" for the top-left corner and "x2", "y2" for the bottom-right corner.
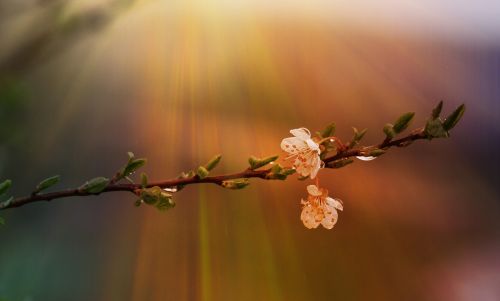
[
  {"x1": 221, "y1": 179, "x2": 250, "y2": 189},
  {"x1": 383, "y1": 124, "x2": 396, "y2": 139},
  {"x1": 393, "y1": 112, "x2": 415, "y2": 133},
  {"x1": 196, "y1": 166, "x2": 209, "y2": 179},
  {"x1": 248, "y1": 155, "x2": 279, "y2": 170},
  {"x1": 205, "y1": 154, "x2": 222, "y2": 171}
]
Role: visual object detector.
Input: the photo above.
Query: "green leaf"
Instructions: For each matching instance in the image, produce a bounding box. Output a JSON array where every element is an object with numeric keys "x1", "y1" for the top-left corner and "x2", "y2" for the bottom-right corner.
[
  {"x1": 204, "y1": 154, "x2": 222, "y2": 171},
  {"x1": 179, "y1": 170, "x2": 195, "y2": 179},
  {"x1": 0, "y1": 216, "x2": 4, "y2": 225},
  {"x1": 425, "y1": 118, "x2": 448, "y2": 138},
  {"x1": 326, "y1": 158, "x2": 354, "y2": 169},
  {"x1": 80, "y1": 177, "x2": 110, "y2": 194},
  {"x1": 383, "y1": 124, "x2": 396, "y2": 139},
  {"x1": 155, "y1": 196, "x2": 175, "y2": 211},
  {"x1": 221, "y1": 179, "x2": 250, "y2": 189},
  {"x1": 319, "y1": 122, "x2": 336, "y2": 138},
  {"x1": 0, "y1": 179, "x2": 12, "y2": 195},
  {"x1": 443, "y1": 104, "x2": 466, "y2": 131},
  {"x1": 424, "y1": 101, "x2": 449, "y2": 139},
  {"x1": 0, "y1": 196, "x2": 14, "y2": 210},
  {"x1": 432, "y1": 101, "x2": 444, "y2": 119},
  {"x1": 248, "y1": 156, "x2": 259, "y2": 168},
  {"x1": 281, "y1": 168, "x2": 296, "y2": 176},
  {"x1": 268, "y1": 173, "x2": 287, "y2": 180},
  {"x1": 115, "y1": 152, "x2": 147, "y2": 181},
  {"x1": 248, "y1": 155, "x2": 279, "y2": 170},
  {"x1": 369, "y1": 149, "x2": 386, "y2": 157},
  {"x1": 140, "y1": 187, "x2": 160, "y2": 205},
  {"x1": 34, "y1": 175, "x2": 60, "y2": 193},
  {"x1": 348, "y1": 127, "x2": 367, "y2": 148},
  {"x1": 270, "y1": 163, "x2": 283, "y2": 174},
  {"x1": 196, "y1": 166, "x2": 209, "y2": 179},
  {"x1": 140, "y1": 173, "x2": 148, "y2": 188},
  {"x1": 354, "y1": 127, "x2": 367, "y2": 141},
  {"x1": 139, "y1": 186, "x2": 175, "y2": 211},
  {"x1": 266, "y1": 164, "x2": 295, "y2": 180},
  {"x1": 393, "y1": 112, "x2": 415, "y2": 133},
  {"x1": 123, "y1": 159, "x2": 147, "y2": 177}
]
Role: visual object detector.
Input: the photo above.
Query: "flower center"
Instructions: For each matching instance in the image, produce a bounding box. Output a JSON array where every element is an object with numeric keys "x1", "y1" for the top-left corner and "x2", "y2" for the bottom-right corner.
[{"x1": 285, "y1": 147, "x2": 318, "y2": 161}]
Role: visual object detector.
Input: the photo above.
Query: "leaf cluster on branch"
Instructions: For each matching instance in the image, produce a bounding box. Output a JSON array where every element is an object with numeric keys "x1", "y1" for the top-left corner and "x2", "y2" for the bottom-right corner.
[{"x1": 0, "y1": 101, "x2": 465, "y2": 229}]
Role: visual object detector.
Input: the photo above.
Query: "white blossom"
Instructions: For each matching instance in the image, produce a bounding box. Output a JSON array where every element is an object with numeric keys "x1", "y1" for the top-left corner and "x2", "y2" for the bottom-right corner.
[
  {"x1": 300, "y1": 184, "x2": 343, "y2": 230},
  {"x1": 281, "y1": 128, "x2": 322, "y2": 179}
]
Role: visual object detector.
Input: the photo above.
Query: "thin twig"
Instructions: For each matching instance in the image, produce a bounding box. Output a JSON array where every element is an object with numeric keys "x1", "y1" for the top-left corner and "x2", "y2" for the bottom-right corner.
[
  {"x1": 323, "y1": 128, "x2": 427, "y2": 164},
  {"x1": 1, "y1": 128, "x2": 429, "y2": 211}
]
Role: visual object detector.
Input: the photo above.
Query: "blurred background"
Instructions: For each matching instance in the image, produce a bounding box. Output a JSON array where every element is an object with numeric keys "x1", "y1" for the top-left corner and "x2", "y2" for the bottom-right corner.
[{"x1": 1, "y1": 0, "x2": 499, "y2": 300}]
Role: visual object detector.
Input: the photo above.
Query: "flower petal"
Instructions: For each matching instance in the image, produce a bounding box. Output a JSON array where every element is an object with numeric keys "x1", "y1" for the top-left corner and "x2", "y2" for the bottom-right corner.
[
  {"x1": 306, "y1": 185, "x2": 322, "y2": 196},
  {"x1": 295, "y1": 163, "x2": 309, "y2": 177},
  {"x1": 334, "y1": 198, "x2": 343, "y2": 211},
  {"x1": 290, "y1": 128, "x2": 311, "y2": 140},
  {"x1": 292, "y1": 151, "x2": 322, "y2": 178},
  {"x1": 309, "y1": 155, "x2": 322, "y2": 179},
  {"x1": 301, "y1": 204, "x2": 321, "y2": 229},
  {"x1": 305, "y1": 138, "x2": 320, "y2": 152},
  {"x1": 326, "y1": 197, "x2": 343, "y2": 211},
  {"x1": 321, "y1": 205, "x2": 339, "y2": 229},
  {"x1": 281, "y1": 137, "x2": 308, "y2": 155}
]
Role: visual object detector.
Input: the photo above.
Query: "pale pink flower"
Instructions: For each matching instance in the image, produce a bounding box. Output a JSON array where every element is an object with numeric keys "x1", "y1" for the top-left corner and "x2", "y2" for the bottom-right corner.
[
  {"x1": 281, "y1": 128, "x2": 322, "y2": 179},
  {"x1": 300, "y1": 184, "x2": 343, "y2": 229}
]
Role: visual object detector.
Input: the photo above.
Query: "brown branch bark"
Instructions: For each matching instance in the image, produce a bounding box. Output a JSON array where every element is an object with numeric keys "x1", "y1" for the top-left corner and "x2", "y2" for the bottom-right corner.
[
  {"x1": 323, "y1": 127, "x2": 427, "y2": 164},
  {"x1": 1, "y1": 169, "x2": 271, "y2": 210},
  {"x1": 0, "y1": 128, "x2": 429, "y2": 211}
]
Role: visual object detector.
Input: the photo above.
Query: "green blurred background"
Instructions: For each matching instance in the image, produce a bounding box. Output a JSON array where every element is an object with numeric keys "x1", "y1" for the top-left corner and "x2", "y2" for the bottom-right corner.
[{"x1": 1, "y1": 0, "x2": 499, "y2": 300}]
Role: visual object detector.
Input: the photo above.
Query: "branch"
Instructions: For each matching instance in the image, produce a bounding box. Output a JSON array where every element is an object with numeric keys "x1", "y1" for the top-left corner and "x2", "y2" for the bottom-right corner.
[
  {"x1": 0, "y1": 101, "x2": 465, "y2": 219},
  {"x1": 1, "y1": 169, "x2": 271, "y2": 210},
  {"x1": 323, "y1": 127, "x2": 427, "y2": 164}
]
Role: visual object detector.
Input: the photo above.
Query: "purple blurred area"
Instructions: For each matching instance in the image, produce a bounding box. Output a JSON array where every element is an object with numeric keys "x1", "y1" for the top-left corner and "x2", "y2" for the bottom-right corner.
[{"x1": 0, "y1": 1, "x2": 499, "y2": 300}]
